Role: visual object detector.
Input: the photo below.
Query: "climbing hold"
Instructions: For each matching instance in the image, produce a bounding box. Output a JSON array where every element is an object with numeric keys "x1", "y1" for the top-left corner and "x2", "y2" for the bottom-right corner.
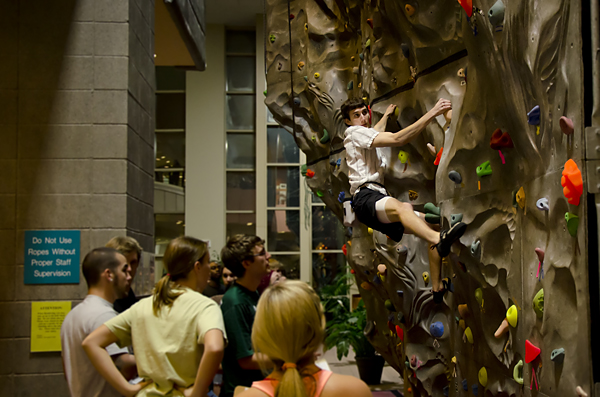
[
  {"x1": 329, "y1": 158, "x2": 337, "y2": 166},
  {"x1": 507, "y1": 305, "x2": 518, "y2": 327},
  {"x1": 300, "y1": 164, "x2": 308, "y2": 176},
  {"x1": 311, "y1": 136, "x2": 316, "y2": 142},
  {"x1": 350, "y1": 269, "x2": 355, "y2": 274},
  {"x1": 396, "y1": 245, "x2": 407, "y2": 254},
  {"x1": 471, "y1": 240, "x2": 481, "y2": 256},
  {"x1": 565, "y1": 212, "x2": 579, "y2": 236},
  {"x1": 458, "y1": 0, "x2": 473, "y2": 17},
  {"x1": 395, "y1": 325, "x2": 404, "y2": 341},
  {"x1": 536, "y1": 198, "x2": 550, "y2": 211},
  {"x1": 425, "y1": 214, "x2": 441, "y2": 224},
  {"x1": 372, "y1": 274, "x2": 382, "y2": 285},
  {"x1": 384, "y1": 299, "x2": 395, "y2": 311},
  {"x1": 297, "y1": 61, "x2": 305, "y2": 70},
  {"x1": 398, "y1": 150, "x2": 408, "y2": 164},
  {"x1": 533, "y1": 288, "x2": 544, "y2": 318},
  {"x1": 365, "y1": 39, "x2": 371, "y2": 48},
  {"x1": 336, "y1": 158, "x2": 341, "y2": 167},
  {"x1": 476, "y1": 161, "x2": 492, "y2": 177},
  {"x1": 367, "y1": 227, "x2": 373, "y2": 235},
  {"x1": 527, "y1": 105, "x2": 540, "y2": 125},
  {"x1": 314, "y1": 72, "x2": 320, "y2": 79},
  {"x1": 535, "y1": 248, "x2": 544, "y2": 264},
  {"x1": 305, "y1": 169, "x2": 315, "y2": 178},
  {"x1": 396, "y1": 290, "x2": 404, "y2": 297},
  {"x1": 490, "y1": 128, "x2": 513, "y2": 150},
  {"x1": 576, "y1": 386, "x2": 588, "y2": 397},
  {"x1": 434, "y1": 147, "x2": 443, "y2": 165},
  {"x1": 342, "y1": 244, "x2": 347, "y2": 256},
  {"x1": 443, "y1": 386, "x2": 449, "y2": 397},
  {"x1": 408, "y1": 190, "x2": 418, "y2": 201},
  {"x1": 320, "y1": 129, "x2": 330, "y2": 144},
  {"x1": 494, "y1": 318, "x2": 509, "y2": 338},
  {"x1": 347, "y1": 81, "x2": 354, "y2": 90},
  {"x1": 451, "y1": 214, "x2": 463, "y2": 226},
  {"x1": 478, "y1": 367, "x2": 488, "y2": 387},
  {"x1": 561, "y1": 159, "x2": 583, "y2": 205},
  {"x1": 366, "y1": 18, "x2": 373, "y2": 29},
  {"x1": 488, "y1": 0, "x2": 505, "y2": 27},
  {"x1": 269, "y1": 34, "x2": 276, "y2": 43},
  {"x1": 401, "y1": 43, "x2": 410, "y2": 59},
  {"x1": 289, "y1": 13, "x2": 295, "y2": 20},
  {"x1": 449, "y1": 171, "x2": 462, "y2": 184},
  {"x1": 462, "y1": 379, "x2": 468, "y2": 391},
  {"x1": 316, "y1": 190, "x2": 323, "y2": 198},
  {"x1": 459, "y1": 319, "x2": 466, "y2": 330},
  {"x1": 424, "y1": 202, "x2": 440, "y2": 215},
  {"x1": 377, "y1": 264, "x2": 387, "y2": 274},
  {"x1": 475, "y1": 288, "x2": 483, "y2": 307},
  {"x1": 525, "y1": 340, "x2": 541, "y2": 363},
  {"x1": 422, "y1": 271, "x2": 430, "y2": 285},
  {"x1": 551, "y1": 348, "x2": 565, "y2": 364},
  {"x1": 405, "y1": 4, "x2": 415, "y2": 16},
  {"x1": 338, "y1": 191, "x2": 345, "y2": 203},
  {"x1": 458, "y1": 304, "x2": 470, "y2": 318},
  {"x1": 263, "y1": 90, "x2": 267, "y2": 96},
  {"x1": 513, "y1": 360, "x2": 524, "y2": 384},
  {"x1": 464, "y1": 327, "x2": 473, "y2": 343},
  {"x1": 293, "y1": 97, "x2": 301, "y2": 106},
  {"x1": 304, "y1": 23, "x2": 308, "y2": 31},
  {"x1": 360, "y1": 281, "x2": 371, "y2": 290},
  {"x1": 430, "y1": 321, "x2": 444, "y2": 338},
  {"x1": 516, "y1": 187, "x2": 526, "y2": 209},
  {"x1": 303, "y1": 76, "x2": 308, "y2": 82},
  {"x1": 560, "y1": 116, "x2": 574, "y2": 135}
]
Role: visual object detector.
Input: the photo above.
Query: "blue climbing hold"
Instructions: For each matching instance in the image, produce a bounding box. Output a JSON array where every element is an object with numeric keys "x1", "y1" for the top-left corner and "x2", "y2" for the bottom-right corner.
[
  {"x1": 472, "y1": 384, "x2": 479, "y2": 396},
  {"x1": 396, "y1": 290, "x2": 404, "y2": 297},
  {"x1": 462, "y1": 379, "x2": 468, "y2": 391},
  {"x1": 528, "y1": 105, "x2": 540, "y2": 125},
  {"x1": 430, "y1": 321, "x2": 444, "y2": 338},
  {"x1": 338, "y1": 192, "x2": 346, "y2": 202},
  {"x1": 372, "y1": 274, "x2": 382, "y2": 285},
  {"x1": 336, "y1": 158, "x2": 341, "y2": 166},
  {"x1": 443, "y1": 385, "x2": 449, "y2": 396}
]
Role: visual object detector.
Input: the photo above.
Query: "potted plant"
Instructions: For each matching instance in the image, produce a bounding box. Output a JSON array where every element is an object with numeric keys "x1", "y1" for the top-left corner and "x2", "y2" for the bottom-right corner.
[{"x1": 320, "y1": 267, "x2": 386, "y2": 385}]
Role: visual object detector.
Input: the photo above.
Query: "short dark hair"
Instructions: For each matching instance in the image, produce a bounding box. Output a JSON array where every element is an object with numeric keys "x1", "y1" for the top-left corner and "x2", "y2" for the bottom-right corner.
[
  {"x1": 221, "y1": 235, "x2": 264, "y2": 278},
  {"x1": 341, "y1": 97, "x2": 367, "y2": 120},
  {"x1": 105, "y1": 236, "x2": 142, "y2": 262},
  {"x1": 82, "y1": 247, "x2": 122, "y2": 288}
]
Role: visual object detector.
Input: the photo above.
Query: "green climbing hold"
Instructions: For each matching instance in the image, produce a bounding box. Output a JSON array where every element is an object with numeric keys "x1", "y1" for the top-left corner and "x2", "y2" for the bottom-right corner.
[
  {"x1": 533, "y1": 289, "x2": 544, "y2": 319},
  {"x1": 365, "y1": 39, "x2": 371, "y2": 48},
  {"x1": 424, "y1": 202, "x2": 440, "y2": 216},
  {"x1": 320, "y1": 129, "x2": 330, "y2": 144},
  {"x1": 385, "y1": 299, "x2": 395, "y2": 312},
  {"x1": 475, "y1": 288, "x2": 483, "y2": 307},
  {"x1": 398, "y1": 150, "x2": 408, "y2": 164},
  {"x1": 263, "y1": 90, "x2": 267, "y2": 96},
  {"x1": 311, "y1": 136, "x2": 316, "y2": 142},
  {"x1": 316, "y1": 190, "x2": 324, "y2": 198},
  {"x1": 300, "y1": 164, "x2": 308, "y2": 176},
  {"x1": 304, "y1": 76, "x2": 308, "y2": 81},
  {"x1": 347, "y1": 81, "x2": 354, "y2": 90},
  {"x1": 425, "y1": 214, "x2": 441, "y2": 224},
  {"x1": 476, "y1": 161, "x2": 492, "y2": 177},
  {"x1": 565, "y1": 212, "x2": 579, "y2": 236},
  {"x1": 359, "y1": 53, "x2": 364, "y2": 61},
  {"x1": 269, "y1": 34, "x2": 276, "y2": 43}
]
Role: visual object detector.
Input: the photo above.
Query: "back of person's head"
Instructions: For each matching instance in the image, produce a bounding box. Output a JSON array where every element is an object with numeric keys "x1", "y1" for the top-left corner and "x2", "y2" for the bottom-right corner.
[
  {"x1": 152, "y1": 236, "x2": 208, "y2": 315},
  {"x1": 341, "y1": 97, "x2": 367, "y2": 121},
  {"x1": 105, "y1": 236, "x2": 142, "y2": 262},
  {"x1": 220, "y1": 234, "x2": 264, "y2": 278},
  {"x1": 81, "y1": 247, "x2": 122, "y2": 288},
  {"x1": 252, "y1": 280, "x2": 325, "y2": 397}
]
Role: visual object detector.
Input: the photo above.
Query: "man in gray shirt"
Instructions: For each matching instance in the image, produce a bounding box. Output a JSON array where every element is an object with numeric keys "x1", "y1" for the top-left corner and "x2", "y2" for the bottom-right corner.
[{"x1": 61, "y1": 247, "x2": 136, "y2": 397}]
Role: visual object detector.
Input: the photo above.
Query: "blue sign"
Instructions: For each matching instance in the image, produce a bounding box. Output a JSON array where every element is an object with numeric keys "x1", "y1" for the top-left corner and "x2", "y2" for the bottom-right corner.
[{"x1": 24, "y1": 230, "x2": 80, "y2": 284}]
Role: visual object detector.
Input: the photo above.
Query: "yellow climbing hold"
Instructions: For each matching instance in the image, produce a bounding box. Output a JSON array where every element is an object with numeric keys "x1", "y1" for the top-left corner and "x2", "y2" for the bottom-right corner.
[
  {"x1": 506, "y1": 305, "x2": 518, "y2": 327},
  {"x1": 479, "y1": 367, "x2": 488, "y2": 387},
  {"x1": 422, "y1": 271, "x2": 430, "y2": 285},
  {"x1": 475, "y1": 288, "x2": 483, "y2": 306},
  {"x1": 516, "y1": 187, "x2": 526, "y2": 209},
  {"x1": 297, "y1": 61, "x2": 305, "y2": 70},
  {"x1": 368, "y1": 227, "x2": 373, "y2": 235},
  {"x1": 314, "y1": 72, "x2": 320, "y2": 79},
  {"x1": 465, "y1": 327, "x2": 474, "y2": 343},
  {"x1": 398, "y1": 150, "x2": 408, "y2": 164},
  {"x1": 360, "y1": 281, "x2": 372, "y2": 290},
  {"x1": 304, "y1": 23, "x2": 308, "y2": 32}
]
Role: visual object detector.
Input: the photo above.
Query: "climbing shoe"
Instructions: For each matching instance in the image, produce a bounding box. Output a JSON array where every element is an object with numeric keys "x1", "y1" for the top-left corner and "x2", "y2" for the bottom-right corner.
[{"x1": 436, "y1": 222, "x2": 467, "y2": 257}]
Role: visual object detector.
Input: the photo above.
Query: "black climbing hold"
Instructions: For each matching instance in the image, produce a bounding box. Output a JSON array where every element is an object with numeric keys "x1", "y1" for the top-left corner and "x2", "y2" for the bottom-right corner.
[
  {"x1": 401, "y1": 43, "x2": 410, "y2": 59},
  {"x1": 293, "y1": 97, "x2": 301, "y2": 106},
  {"x1": 449, "y1": 170, "x2": 462, "y2": 184}
]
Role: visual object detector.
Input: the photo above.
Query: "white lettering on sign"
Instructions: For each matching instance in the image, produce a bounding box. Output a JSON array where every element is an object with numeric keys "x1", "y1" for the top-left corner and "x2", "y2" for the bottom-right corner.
[
  {"x1": 34, "y1": 270, "x2": 72, "y2": 278},
  {"x1": 59, "y1": 237, "x2": 72, "y2": 244},
  {"x1": 31, "y1": 259, "x2": 53, "y2": 266},
  {"x1": 52, "y1": 248, "x2": 76, "y2": 255},
  {"x1": 32, "y1": 237, "x2": 42, "y2": 244},
  {"x1": 45, "y1": 237, "x2": 56, "y2": 244},
  {"x1": 56, "y1": 258, "x2": 71, "y2": 266},
  {"x1": 28, "y1": 248, "x2": 49, "y2": 256}
]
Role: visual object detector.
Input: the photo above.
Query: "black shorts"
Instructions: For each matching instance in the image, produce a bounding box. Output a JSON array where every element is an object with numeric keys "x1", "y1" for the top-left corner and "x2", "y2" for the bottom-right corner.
[{"x1": 352, "y1": 188, "x2": 405, "y2": 242}]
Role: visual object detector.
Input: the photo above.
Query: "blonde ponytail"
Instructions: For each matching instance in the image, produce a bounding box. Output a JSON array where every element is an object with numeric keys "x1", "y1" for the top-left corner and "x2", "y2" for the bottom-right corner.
[{"x1": 276, "y1": 365, "x2": 307, "y2": 397}]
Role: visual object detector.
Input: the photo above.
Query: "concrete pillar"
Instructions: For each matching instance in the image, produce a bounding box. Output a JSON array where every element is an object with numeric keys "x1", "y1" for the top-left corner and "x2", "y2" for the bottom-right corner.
[{"x1": 0, "y1": 0, "x2": 155, "y2": 394}]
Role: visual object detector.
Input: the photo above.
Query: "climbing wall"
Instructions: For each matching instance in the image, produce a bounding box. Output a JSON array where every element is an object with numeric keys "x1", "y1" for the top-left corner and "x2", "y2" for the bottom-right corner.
[{"x1": 264, "y1": 1, "x2": 591, "y2": 396}]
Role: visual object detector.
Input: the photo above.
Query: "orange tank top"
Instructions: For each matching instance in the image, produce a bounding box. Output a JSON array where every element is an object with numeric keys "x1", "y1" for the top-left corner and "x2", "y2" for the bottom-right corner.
[{"x1": 250, "y1": 370, "x2": 333, "y2": 397}]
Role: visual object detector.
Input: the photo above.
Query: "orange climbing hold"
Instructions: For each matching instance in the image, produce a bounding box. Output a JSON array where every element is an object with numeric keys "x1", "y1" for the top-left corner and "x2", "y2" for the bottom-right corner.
[
  {"x1": 367, "y1": 18, "x2": 373, "y2": 29},
  {"x1": 405, "y1": 4, "x2": 415, "y2": 16},
  {"x1": 434, "y1": 147, "x2": 443, "y2": 165},
  {"x1": 306, "y1": 169, "x2": 315, "y2": 178},
  {"x1": 457, "y1": 0, "x2": 473, "y2": 17},
  {"x1": 561, "y1": 159, "x2": 583, "y2": 206}
]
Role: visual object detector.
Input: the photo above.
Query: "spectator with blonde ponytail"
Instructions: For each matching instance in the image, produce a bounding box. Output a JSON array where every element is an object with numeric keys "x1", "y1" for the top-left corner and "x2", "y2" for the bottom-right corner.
[
  {"x1": 83, "y1": 236, "x2": 227, "y2": 397},
  {"x1": 236, "y1": 281, "x2": 371, "y2": 397}
]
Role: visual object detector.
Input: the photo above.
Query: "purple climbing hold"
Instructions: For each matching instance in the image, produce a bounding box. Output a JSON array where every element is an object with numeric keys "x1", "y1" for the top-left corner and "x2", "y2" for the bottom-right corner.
[{"x1": 528, "y1": 105, "x2": 540, "y2": 125}]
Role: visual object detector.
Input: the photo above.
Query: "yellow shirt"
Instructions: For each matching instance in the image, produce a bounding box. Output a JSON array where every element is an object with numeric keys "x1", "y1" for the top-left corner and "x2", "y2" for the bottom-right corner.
[{"x1": 105, "y1": 288, "x2": 227, "y2": 396}]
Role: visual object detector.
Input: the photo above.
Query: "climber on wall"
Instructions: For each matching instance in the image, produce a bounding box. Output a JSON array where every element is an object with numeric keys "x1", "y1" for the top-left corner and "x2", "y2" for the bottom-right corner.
[{"x1": 342, "y1": 97, "x2": 466, "y2": 303}]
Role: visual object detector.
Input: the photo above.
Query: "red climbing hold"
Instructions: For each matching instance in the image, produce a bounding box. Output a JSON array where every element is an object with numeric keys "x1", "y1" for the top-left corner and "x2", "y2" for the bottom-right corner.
[
  {"x1": 457, "y1": 0, "x2": 473, "y2": 17},
  {"x1": 525, "y1": 340, "x2": 541, "y2": 363},
  {"x1": 490, "y1": 128, "x2": 514, "y2": 150},
  {"x1": 289, "y1": 14, "x2": 295, "y2": 20},
  {"x1": 350, "y1": 268, "x2": 355, "y2": 274},
  {"x1": 560, "y1": 117, "x2": 574, "y2": 135},
  {"x1": 342, "y1": 244, "x2": 347, "y2": 256},
  {"x1": 396, "y1": 325, "x2": 404, "y2": 341},
  {"x1": 306, "y1": 169, "x2": 315, "y2": 178},
  {"x1": 434, "y1": 147, "x2": 443, "y2": 166},
  {"x1": 561, "y1": 159, "x2": 583, "y2": 206},
  {"x1": 367, "y1": 18, "x2": 373, "y2": 29}
]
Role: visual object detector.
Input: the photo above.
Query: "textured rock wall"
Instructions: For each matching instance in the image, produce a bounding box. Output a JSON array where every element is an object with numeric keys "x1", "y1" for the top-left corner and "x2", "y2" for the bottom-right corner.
[{"x1": 265, "y1": 1, "x2": 590, "y2": 396}]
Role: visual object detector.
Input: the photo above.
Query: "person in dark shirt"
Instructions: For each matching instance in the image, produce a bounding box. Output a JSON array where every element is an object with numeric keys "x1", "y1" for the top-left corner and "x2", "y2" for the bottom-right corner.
[
  {"x1": 219, "y1": 234, "x2": 272, "y2": 397},
  {"x1": 203, "y1": 261, "x2": 225, "y2": 297},
  {"x1": 106, "y1": 236, "x2": 142, "y2": 313}
]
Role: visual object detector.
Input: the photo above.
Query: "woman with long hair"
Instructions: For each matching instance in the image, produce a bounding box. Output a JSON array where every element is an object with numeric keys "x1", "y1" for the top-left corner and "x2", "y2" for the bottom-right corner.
[
  {"x1": 236, "y1": 280, "x2": 371, "y2": 397},
  {"x1": 83, "y1": 236, "x2": 226, "y2": 397}
]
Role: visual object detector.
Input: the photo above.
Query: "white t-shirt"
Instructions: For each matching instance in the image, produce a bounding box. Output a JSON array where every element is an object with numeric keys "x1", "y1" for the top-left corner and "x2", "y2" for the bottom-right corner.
[
  {"x1": 344, "y1": 125, "x2": 388, "y2": 195},
  {"x1": 61, "y1": 294, "x2": 129, "y2": 397}
]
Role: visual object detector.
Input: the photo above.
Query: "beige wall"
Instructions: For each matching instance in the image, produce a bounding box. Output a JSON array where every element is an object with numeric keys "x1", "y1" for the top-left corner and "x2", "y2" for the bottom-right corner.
[
  {"x1": 0, "y1": 0, "x2": 155, "y2": 394},
  {"x1": 185, "y1": 24, "x2": 226, "y2": 254}
]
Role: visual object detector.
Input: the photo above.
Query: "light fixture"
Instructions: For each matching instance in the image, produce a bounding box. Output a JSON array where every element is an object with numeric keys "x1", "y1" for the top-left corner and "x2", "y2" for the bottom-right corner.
[
  {"x1": 246, "y1": 222, "x2": 253, "y2": 226},
  {"x1": 166, "y1": 160, "x2": 171, "y2": 163},
  {"x1": 176, "y1": 220, "x2": 183, "y2": 225},
  {"x1": 161, "y1": 156, "x2": 166, "y2": 159}
]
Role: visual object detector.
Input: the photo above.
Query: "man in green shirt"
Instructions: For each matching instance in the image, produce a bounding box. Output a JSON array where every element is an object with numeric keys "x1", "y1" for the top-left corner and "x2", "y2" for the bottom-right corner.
[{"x1": 220, "y1": 235, "x2": 271, "y2": 397}]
